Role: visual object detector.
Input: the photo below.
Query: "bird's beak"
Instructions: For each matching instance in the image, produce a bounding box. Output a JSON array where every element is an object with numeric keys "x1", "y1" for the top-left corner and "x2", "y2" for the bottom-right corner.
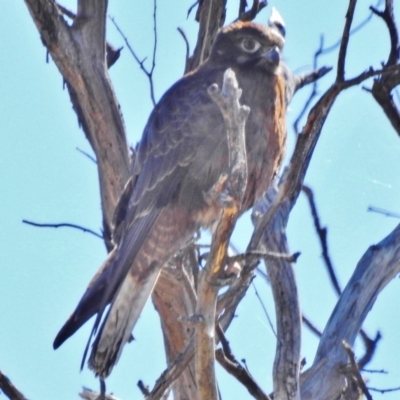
[{"x1": 261, "y1": 46, "x2": 280, "y2": 67}]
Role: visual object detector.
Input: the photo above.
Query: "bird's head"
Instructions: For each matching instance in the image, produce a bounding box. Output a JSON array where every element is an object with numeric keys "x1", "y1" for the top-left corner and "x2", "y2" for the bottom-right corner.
[{"x1": 209, "y1": 21, "x2": 285, "y2": 74}]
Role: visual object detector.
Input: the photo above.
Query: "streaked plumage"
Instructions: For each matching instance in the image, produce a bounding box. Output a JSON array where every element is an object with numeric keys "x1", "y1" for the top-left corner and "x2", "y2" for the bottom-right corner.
[{"x1": 54, "y1": 20, "x2": 288, "y2": 378}]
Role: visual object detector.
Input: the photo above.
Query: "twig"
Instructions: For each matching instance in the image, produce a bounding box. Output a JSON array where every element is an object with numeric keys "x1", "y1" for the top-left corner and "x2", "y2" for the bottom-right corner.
[
  {"x1": 187, "y1": 1, "x2": 199, "y2": 19},
  {"x1": 337, "y1": 0, "x2": 357, "y2": 81},
  {"x1": 368, "y1": 206, "x2": 400, "y2": 219},
  {"x1": 76, "y1": 147, "x2": 97, "y2": 163},
  {"x1": 177, "y1": 27, "x2": 190, "y2": 72},
  {"x1": 293, "y1": 37, "x2": 327, "y2": 134},
  {"x1": 150, "y1": 0, "x2": 158, "y2": 104},
  {"x1": 227, "y1": 250, "x2": 300, "y2": 265},
  {"x1": 138, "y1": 380, "x2": 150, "y2": 396},
  {"x1": 302, "y1": 185, "x2": 341, "y2": 295},
  {"x1": 0, "y1": 369, "x2": 28, "y2": 400},
  {"x1": 146, "y1": 338, "x2": 195, "y2": 399},
  {"x1": 358, "y1": 331, "x2": 382, "y2": 369},
  {"x1": 362, "y1": 368, "x2": 387, "y2": 374},
  {"x1": 319, "y1": 0, "x2": 382, "y2": 55},
  {"x1": 22, "y1": 219, "x2": 103, "y2": 239},
  {"x1": 215, "y1": 325, "x2": 272, "y2": 400},
  {"x1": 342, "y1": 341, "x2": 373, "y2": 400},
  {"x1": 370, "y1": 0, "x2": 400, "y2": 136},
  {"x1": 302, "y1": 314, "x2": 322, "y2": 337},
  {"x1": 237, "y1": 0, "x2": 268, "y2": 22},
  {"x1": 368, "y1": 385, "x2": 400, "y2": 393},
  {"x1": 292, "y1": 0, "x2": 381, "y2": 133},
  {"x1": 251, "y1": 281, "x2": 277, "y2": 337},
  {"x1": 109, "y1": 14, "x2": 157, "y2": 105}
]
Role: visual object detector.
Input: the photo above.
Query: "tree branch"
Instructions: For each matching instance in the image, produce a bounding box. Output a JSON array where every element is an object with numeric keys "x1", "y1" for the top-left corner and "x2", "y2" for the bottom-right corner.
[
  {"x1": 371, "y1": 0, "x2": 400, "y2": 136},
  {"x1": 24, "y1": 0, "x2": 131, "y2": 248},
  {"x1": 0, "y1": 370, "x2": 28, "y2": 400},
  {"x1": 186, "y1": 0, "x2": 226, "y2": 72},
  {"x1": 301, "y1": 223, "x2": 400, "y2": 400},
  {"x1": 194, "y1": 68, "x2": 249, "y2": 400},
  {"x1": 22, "y1": 219, "x2": 103, "y2": 239},
  {"x1": 215, "y1": 325, "x2": 271, "y2": 400}
]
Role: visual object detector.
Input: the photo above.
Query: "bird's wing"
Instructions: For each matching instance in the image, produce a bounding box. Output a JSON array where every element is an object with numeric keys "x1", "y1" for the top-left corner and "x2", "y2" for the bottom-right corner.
[{"x1": 53, "y1": 67, "x2": 227, "y2": 351}]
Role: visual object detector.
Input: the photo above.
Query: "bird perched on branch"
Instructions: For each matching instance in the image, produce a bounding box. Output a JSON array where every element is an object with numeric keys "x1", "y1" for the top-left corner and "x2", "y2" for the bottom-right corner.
[{"x1": 54, "y1": 19, "x2": 288, "y2": 378}]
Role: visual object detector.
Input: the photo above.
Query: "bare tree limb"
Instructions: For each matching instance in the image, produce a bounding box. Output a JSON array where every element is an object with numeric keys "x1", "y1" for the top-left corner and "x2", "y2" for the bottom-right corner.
[
  {"x1": 301, "y1": 223, "x2": 400, "y2": 400},
  {"x1": 109, "y1": 8, "x2": 158, "y2": 106},
  {"x1": 342, "y1": 341, "x2": 373, "y2": 400},
  {"x1": 371, "y1": 0, "x2": 400, "y2": 136},
  {"x1": 216, "y1": 325, "x2": 271, "y2": 400},
  {"x1": 253, "y1": 190, "x2": 301, "y2": 400},
  {"x1": 0, "y1": 370, "x2": 28, "y2": 400},
  {"x1": 186, "y1": 0, "x2": 226, "y2": 72},
  {"x1": 24, "y1": 0, "x2": 131, "y2": 249},
  {"x1": 237, "y1": 0, "x2": 268, "y2": 22},
  {"x1": 302, "y1": 185, "x2": 340, "y2": 295},
  {"x1": 368, "y1": 205, "x2": 400, "y2": 218},
  {"x1": 195, "y1": 68, "x2": 249, "y2": 400},
  {"x1": 337, "y1": 0, "x2": 357, "y2": 81}
]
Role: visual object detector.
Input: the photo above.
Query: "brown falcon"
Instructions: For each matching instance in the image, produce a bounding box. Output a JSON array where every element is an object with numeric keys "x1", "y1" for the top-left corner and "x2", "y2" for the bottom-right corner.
[{"x1": 53, "y1": 20, "x2": 288, "y2": 378}]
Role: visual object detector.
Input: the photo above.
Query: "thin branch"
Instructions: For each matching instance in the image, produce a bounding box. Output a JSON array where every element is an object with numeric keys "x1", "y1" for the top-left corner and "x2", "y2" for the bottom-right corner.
[
  {"x1": 76, "y1": 147, "x2": 97, "y2": 163},
  {"x1": 368, "y1": 386, "x2": 400, "y2": 394},
  {"x1": 371, "y1": 0, "x2": 400, "y2": 136},
  {"x1": 302, "y1": 185, "x2": 341, "y2": 295},
  {"x1": 292, "y1": 0, "x2": 380, "y2": 133},
  {"x1": 146, "y1": 338, "x2": 195, "y2": 399},
  {"x1": 358, "y1": 331, "x2": 382, "y2": 369},
  {"x1": 320, "y1": 0, "x2": 382, "y2": 55},
  {"x1": 22, "y1": 219, "x2": 103, "y2": 239},
  {"x1": 177, "y1": 27, "x2": 190, "y2": 73},
  {"x1": 368, "y1": 206, "x2": 400, "y2": 219},
  {"x1": 215, "y1": 325, "x2": 272, "y2": 400},
  {"x1": 370, "y1": 0, "x2": 398, "y2": 65},
  {"x1": 237, "y1": 0, "x2": 268, "y2": 22},
  {"x1": 0, "y1": 369, "x2": 28, "y2": 400},
  {"x1": 362, "y1": 368, "x2": 387, "y2": 374},
  {"x1": 256, "y1": 266, "x2": 322, "y2": 338},
  {"x1": 150, "y1": 0, "x2": 158, "y2": 104},
  {"x1": 342, "y1": 341, "x2": 373, "y2": 400},
  {"x1": 293, "y1": 37, "x2": 327, "y2": 134},
  {"x1": 227, "y1": 250, "x2": 300, "y2": 265},
  {"x1": 302, "y1": 314, "x2": 322, "y2": 337},
  {"x1": 293, "y1": 66, "x2": 332, "y2": 93},
  {"x1": 109, "y1": 15, "x2": 157, "y2": 105},
  {"x1": 251, "y1": 281, "x2": 277, "y2": 337},
  {"x1": 337, "y1": 0, "x2": 357, "y2": 81},
  {"x1": 186, "y1": 0, "x2": 226, "y2": 72},
  {"x1": 138, "y1": 380, "x2": 150, "y2": 396},
  {"x1": 187, "y1": 1, "x2": 199, "y2": 19}
]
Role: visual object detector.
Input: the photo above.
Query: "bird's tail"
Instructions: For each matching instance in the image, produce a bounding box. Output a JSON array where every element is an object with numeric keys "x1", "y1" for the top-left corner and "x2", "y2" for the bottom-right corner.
[{"x1": 88, "y1": 266, "x2": 160, "y2": 377}]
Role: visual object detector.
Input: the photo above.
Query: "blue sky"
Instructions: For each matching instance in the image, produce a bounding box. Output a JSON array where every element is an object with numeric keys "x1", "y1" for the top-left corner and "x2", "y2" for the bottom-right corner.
[{"x1": 1, "y1": 1, "x2": 400, "y2": 399}]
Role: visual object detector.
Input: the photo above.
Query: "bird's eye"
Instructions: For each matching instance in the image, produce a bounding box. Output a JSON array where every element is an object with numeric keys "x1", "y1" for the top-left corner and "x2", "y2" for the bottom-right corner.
[{"x1": 240, "y1": 38, "x2": 261, "y2": 53}]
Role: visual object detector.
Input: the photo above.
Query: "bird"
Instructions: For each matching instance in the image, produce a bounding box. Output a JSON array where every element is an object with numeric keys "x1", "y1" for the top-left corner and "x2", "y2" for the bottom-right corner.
[{"x1": 53, "y1": 19, "x2": 288, "y2": 379}]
